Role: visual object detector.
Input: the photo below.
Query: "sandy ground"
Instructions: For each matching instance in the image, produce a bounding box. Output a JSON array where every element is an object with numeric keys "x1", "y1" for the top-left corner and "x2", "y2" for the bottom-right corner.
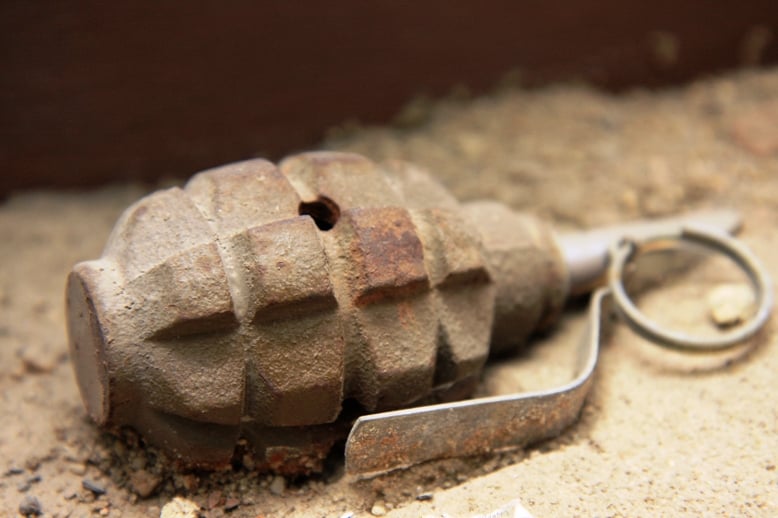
[{"x1": 1, "y1": 69, "x2": 778, "y2": 517}]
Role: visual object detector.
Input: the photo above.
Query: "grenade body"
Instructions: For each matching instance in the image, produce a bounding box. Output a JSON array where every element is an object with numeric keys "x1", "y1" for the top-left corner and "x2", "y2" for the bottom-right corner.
[{"x1": 66, "y1": 152, "x2": 568, "y2": 473}]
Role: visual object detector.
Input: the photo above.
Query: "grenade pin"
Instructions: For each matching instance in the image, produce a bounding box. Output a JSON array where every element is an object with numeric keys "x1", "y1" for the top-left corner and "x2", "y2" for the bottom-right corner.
[{"x1": 65, "y1": 152, "x2": 771, "y2": 476}]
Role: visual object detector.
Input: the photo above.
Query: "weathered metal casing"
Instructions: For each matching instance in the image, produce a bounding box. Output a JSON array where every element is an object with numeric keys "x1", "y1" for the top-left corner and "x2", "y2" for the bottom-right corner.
[{"x1": 66, "y1": 152, "x2": 568, "y2": 473}]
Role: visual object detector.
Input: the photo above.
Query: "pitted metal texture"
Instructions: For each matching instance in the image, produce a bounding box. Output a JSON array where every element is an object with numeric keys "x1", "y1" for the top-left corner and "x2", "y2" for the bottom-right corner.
[{"x1": 66, "y1": 152, "x2": 568, "y2": 473}]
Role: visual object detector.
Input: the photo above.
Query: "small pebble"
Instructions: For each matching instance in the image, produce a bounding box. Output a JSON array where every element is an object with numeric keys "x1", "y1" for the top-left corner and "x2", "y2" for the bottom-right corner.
[
  {"x1": 708, "y1": 283, "x2": 754, "y2": 327},
  {"x1": 269, "y1": 475, "x2": 286, "y2": 495},
  {"x1": 129, "y1": 469, "x2": 161, "y2": 498},
  {"x1": 160, "y1": 496, "x2": 201, "y2": 518},
  {"x1": 6, "y1": 467, "x2": 24, "y2": 476},
  {"x1": 20, "y1": 350, "x2": 55, "y2": 374},
  {"x1": 178, "y1": 473, "x2": 199, "y2": 492},
  {"x1": 242, "y1": 453, "x2": 256, "y2": 470},
  {"x1": 82, "y1": 478, "x2": 107, "y2": 496},
  {"x1": 371, "y1": 502, "x2": 387, "y2": 516},
  {"x1": 207, "y1": 490, "x2": 223, "y2": 510},
  {"x1": 69, "y1": 463, "x2": 88, "y2": 476},
  {"x1": 19, "y1": 495, "x2": 42, "y2": 516},
  {"x1": 416, "y1": 492, "x2": 434, "y2": 501},
  {"x1": 620, "y1": 188, "x2": 639, "y2": 213},
  {"x1": 224, "y1": 497, "x2": 240, "y2": 512}
]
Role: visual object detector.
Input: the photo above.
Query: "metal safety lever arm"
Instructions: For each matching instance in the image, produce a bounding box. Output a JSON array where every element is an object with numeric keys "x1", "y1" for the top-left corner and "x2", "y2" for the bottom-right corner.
[{"x1": 345, "y1": 288, "x2": 607, "y2": 475}]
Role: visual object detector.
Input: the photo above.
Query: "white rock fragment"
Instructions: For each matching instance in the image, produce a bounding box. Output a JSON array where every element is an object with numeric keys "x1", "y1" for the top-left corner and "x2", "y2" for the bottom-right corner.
[
  {"x1": 159, "y1": 496, "x2": 200, "y2": 518},
  {"x1": 707, "y1": 283, "x2": 755, "y2": 327},
  {"x1": 269, "y1": 475, "x2": 286, "y2": 495},
  {"x1": 371, "y1": 501, "x2": 387, "y2": 516}
]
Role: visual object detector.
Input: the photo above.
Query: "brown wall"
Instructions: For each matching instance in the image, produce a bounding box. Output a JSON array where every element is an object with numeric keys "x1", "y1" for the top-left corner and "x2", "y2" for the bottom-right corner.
[{"x1": 2, "y1": 2, "x2": 777, "y2": 196}]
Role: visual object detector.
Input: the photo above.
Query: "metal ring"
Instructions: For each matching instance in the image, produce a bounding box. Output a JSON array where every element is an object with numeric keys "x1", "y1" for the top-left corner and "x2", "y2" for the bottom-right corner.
[{"x1": 608, "y1": 224, "x2": 773, "y2": 352}]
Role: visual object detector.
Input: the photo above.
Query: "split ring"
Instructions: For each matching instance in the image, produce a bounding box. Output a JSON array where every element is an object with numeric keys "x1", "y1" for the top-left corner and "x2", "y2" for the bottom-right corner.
[{"x1": 608, "y1": 224, "x2": 773, "y2": 352}]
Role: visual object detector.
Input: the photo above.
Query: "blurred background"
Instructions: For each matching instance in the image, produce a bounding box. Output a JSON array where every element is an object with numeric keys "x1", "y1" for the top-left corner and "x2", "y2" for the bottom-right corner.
[{"x1": 2, "y1": 1, "x2": 777, "y2": 197}]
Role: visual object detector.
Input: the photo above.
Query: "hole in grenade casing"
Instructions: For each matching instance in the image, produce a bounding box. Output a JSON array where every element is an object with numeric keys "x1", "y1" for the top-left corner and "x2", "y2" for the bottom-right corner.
[{"x1": 299, "y1": 197, "x2": 340, "y2": 231}]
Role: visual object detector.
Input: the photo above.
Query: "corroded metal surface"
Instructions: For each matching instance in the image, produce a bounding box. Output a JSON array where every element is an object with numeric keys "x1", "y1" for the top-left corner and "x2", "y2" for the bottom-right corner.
[
  {"x1": 345, "y1": 288, "x2": 609, "y2": 475},
  {"x1": 66, "y1": 152, "x2": 568, "y2": 472}
]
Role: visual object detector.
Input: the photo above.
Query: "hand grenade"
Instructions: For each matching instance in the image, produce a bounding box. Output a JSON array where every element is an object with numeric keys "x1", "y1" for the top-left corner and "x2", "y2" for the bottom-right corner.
[{"x1": 65, "y1": 151, "x2": 572, "y2": 473}]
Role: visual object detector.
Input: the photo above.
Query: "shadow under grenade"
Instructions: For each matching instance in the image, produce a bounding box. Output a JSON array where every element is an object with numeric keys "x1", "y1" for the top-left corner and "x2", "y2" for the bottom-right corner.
[{"x1": 66, "y1": 152, "x2": 569, "y2": 473}]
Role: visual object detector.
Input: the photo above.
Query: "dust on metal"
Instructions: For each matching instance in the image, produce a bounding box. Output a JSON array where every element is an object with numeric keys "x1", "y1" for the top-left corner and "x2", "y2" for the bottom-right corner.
[{"x1": 66, "y1": 152, "x2": 567, "y2": 473}]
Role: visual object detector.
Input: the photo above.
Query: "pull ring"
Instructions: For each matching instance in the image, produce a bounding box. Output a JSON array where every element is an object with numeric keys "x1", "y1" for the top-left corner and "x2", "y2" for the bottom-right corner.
[{"x1": 608, "y1": 224, "x2": 774, "y2": 352}]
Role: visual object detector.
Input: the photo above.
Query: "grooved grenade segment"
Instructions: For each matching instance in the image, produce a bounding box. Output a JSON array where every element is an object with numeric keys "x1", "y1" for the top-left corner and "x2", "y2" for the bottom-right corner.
[{"x1": 66, "y1": 152, "x2": 568, "y2": 473}]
